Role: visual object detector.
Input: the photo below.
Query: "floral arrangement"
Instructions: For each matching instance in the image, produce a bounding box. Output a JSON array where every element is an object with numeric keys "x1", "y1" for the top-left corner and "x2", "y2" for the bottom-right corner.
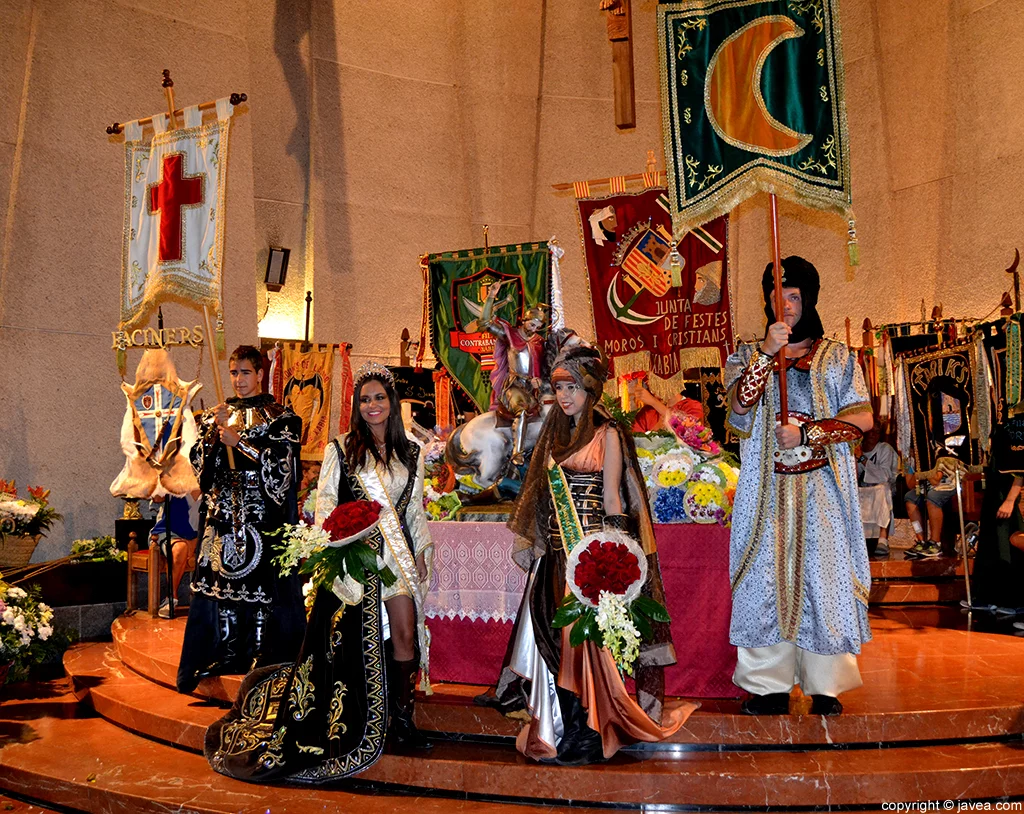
[
  {"x1": 652, "y1": 449, "x2": 696, "y2": 488},
  {"x1": 423, "y1": 432, "x2": 462, "y2": 521},
  {"x1": 70, "y1": 536, "x2": 127, "y2": 563},
  {"x1": 683, "y1": 482, "x2": 731, "y2": 525},
  {"x1": 273, "y1": 500, "x2": 396, "y2": 599},
  {"x1": 0, "y1": 579, "x2": 68, "y2": 683},
  {"x1": 636, "y1": 422, "x2": 738, "y2": 527},
  {"x1": 552, "y1": 530, "x2": 670, "y2": 675},
  {"x1": 653, "y1": 486, "x2": 687, "y2": 523},
  {"x1": 666, "y1": 412, "x2": 721, "y2": 456},
  {"x1": 300, "y1": 490, "x2": 318, "y2": 525},
  {"x1": 0, "y1": 481, "x2": 62, "y2": 542}
]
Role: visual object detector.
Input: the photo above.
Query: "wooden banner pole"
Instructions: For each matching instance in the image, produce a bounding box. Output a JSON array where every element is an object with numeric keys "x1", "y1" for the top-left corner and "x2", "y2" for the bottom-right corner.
[
  {"x1": 769, "y1": 193, "x2": 788, "y2": 425},
  {"x1": 160, "y1": 70, "x2": 234, "y2": 469}
]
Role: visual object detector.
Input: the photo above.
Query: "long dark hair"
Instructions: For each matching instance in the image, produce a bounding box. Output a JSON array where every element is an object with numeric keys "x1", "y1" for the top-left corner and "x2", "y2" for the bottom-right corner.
[{"x1": 344, "y1": 374, "x2": 413, "y2": 470}]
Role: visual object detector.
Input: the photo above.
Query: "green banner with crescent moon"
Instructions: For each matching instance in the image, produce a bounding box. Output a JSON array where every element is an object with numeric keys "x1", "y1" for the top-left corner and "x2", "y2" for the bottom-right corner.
[{"x1": 658, "y1": 0, "x2": 851, "y2": 236}]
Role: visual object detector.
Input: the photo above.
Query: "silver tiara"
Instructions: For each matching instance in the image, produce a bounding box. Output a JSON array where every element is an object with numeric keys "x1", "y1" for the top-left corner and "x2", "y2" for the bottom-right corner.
[{"x1": 354, "y1": 360, "x2": 395, "y2": 388}]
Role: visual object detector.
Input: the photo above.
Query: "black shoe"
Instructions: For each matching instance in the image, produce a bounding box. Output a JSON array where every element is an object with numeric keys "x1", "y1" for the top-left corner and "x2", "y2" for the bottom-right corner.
[
  {"x1": 740, "y1": 692, "x2": 790, "y2": 715},
  {"x1": 810, "y1": 695, "x2": 843, "y2": 716},
  {"x1": 473, "y1": 690, "x2": 524, "y2": 715},
  {"x1": 555, "y1": 729, "x2": 605, "y2": 765}
]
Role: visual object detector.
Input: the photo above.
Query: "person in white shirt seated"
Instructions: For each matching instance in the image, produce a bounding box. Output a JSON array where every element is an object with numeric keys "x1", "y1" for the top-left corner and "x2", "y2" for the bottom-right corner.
[{"x1": 857, "y1": 424, "x2": 898, "y2": 559}]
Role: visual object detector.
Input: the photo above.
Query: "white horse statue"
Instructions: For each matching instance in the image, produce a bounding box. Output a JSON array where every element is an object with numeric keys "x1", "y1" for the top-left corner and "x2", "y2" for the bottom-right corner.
[{"x1": 446, "y1": 401, "x2": 552, "y2": 497}]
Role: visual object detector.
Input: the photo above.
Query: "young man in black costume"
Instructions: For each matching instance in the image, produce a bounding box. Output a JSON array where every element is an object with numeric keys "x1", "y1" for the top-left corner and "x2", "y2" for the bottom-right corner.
[{"x1": 177, "y1": 345, "x2": 305, "y2": 693}]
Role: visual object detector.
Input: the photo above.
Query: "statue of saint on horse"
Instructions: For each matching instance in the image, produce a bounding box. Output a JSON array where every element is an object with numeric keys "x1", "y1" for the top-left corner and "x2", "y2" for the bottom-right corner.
[{"x1": 446, "y1": 285, "x2": 580, "y2": 501}]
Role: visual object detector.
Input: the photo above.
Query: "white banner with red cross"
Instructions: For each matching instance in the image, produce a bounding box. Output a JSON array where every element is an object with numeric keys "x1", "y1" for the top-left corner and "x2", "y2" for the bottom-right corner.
[{"x1": 119, "y1": 98, "x2": 233, "y2": 330}]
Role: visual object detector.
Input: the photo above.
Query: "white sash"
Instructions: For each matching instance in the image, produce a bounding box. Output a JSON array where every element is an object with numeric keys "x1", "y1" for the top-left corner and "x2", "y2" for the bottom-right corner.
[{"x1": 357, "y1": 463, "x2": 432, "y2": 690}]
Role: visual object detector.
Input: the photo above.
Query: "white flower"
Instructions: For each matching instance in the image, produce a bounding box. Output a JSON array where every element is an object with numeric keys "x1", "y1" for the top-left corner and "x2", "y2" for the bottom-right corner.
[
  {"x1": 37, "y1": 624, "x2": 51, "y2": 641},
  {"x1": 595, "y1": 592, "x2": 641, "y2": 675},
  {"x1": 12, "y1": 615, "x2": 26, "y2": 632},
  {"x1": 1, "y1": 609, "x2": 14, "y2": 626},
  {"x1": 7, "y1": 587, "x2": 26, "y2": 601}
]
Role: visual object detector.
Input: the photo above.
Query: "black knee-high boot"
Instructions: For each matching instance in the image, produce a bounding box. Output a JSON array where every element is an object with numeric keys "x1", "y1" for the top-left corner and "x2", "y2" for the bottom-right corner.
[
  {"x1": 555, "y1": 687, "x2": 604, "y2": 765},
  {"x1": 387, "y1": 656, "x2": 433, "y2": 750}
]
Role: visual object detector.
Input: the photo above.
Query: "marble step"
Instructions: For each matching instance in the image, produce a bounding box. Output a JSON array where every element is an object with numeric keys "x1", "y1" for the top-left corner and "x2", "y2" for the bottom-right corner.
[
  {"x1": 64, "y1": 642, "x2": 223, "y2": 752},
  {"x1": 109, "y1": 613, "x2": 1024, "y2": 748},
  {"x1": 869, "y1": 552, "x2": 967, "y2": 579},
  {"x1": 0, "y1": 714, "x2": 602, "y2": 814},
  {"x1": 77, "y1": 630, "x2": 1024, "y2": 757},
  {"x1": 55, "y1": 644, "x2": 1024, "y2": 808},
  {"x1": 870, "y1": 579, "x2": 965, "y2": 604}
]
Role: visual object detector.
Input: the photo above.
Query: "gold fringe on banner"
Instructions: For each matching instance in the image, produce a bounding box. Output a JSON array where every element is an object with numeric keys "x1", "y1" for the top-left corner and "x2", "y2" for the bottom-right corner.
[
  {"x1": 605, "y1": 347, "x2": 723, "y2": 403},
  {"x1": 607, "y1": 351, "x2": 685, "y2": 403},
  {"x1": 678, "y1": 347, "x2": 722, "y2": 370}
]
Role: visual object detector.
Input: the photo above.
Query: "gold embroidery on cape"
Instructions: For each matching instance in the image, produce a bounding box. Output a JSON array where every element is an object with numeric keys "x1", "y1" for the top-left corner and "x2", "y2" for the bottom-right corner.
[
  {"x1": 328, "y1": 606, "x2": 345, "y2": 659},
  {"x1": 290, "y1": 545, "x2": 388, "y2": 781},
  {"x1": 258, "y1": 726, "x2": 287, "y2": 770},
  {"x1": 327, "y1": 681, "x2": 349, "y2": 740},
  {"x1": 213, "y1": 667, "x2": 291, "y2": 762},
  {"x1": 288, "y1": 655, "x2": 316, "y2": 721},
  {"x1": 297, "y1": 744, "x2": 325, "y2": 755}
]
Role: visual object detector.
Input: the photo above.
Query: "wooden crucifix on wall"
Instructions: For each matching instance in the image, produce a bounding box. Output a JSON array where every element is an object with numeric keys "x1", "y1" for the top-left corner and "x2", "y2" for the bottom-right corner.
[{"x1": 602, "y1": 0, "x2": 635, "y2": 129}]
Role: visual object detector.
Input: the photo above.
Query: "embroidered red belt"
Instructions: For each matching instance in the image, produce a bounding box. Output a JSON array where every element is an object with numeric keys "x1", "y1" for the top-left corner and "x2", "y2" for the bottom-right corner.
[{"x1": 773, "y1": 412, "x2": 828, "y2": 474}]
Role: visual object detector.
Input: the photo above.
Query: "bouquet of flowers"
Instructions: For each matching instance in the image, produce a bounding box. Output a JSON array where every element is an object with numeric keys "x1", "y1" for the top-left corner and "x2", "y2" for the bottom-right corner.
[
  {"x1": 300, "y1": 489, "x2": 318, "y2": 525},
  {"x1": 0, "y1": 579, "x2": 67, "y2": 683},
  {"x1": 652, "y1": 449, "x2": 696, "y2": 488},
  {"x1": 422, "y1": 435, "x2": 462, "y2": 520},
  {"x1": 665, "y1": 412, "x2": 722, "y2": 457},
  {"x1": 684, "y1": 481, "x2": 732, "y2": 525},
  {"x1": 0, "y1": 480, "x2": 63, "y2": 542},
  {"x1": 552, "y1": 530, "x2": 670, "y2": 675},
  {"x1": 70, "y1": 536, "x2": 127, "y2": 563},
  {"x1": 273, "y1": 500, "x2": 396, "y2": 601}
]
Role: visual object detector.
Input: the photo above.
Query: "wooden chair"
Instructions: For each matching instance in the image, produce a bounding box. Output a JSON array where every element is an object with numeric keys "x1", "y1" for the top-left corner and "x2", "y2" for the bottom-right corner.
[{"x1": 126, "y1": 531, "x2": 197, "y2": 618}]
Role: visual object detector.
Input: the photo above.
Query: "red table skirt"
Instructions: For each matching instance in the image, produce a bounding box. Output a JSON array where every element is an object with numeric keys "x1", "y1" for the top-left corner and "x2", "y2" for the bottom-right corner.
[{"x1": 426, "y1": 523, "x2": 740, "y2": 699}]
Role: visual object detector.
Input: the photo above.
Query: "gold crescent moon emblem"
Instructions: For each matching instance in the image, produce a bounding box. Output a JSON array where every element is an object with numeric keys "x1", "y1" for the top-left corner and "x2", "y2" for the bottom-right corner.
[{"x1": 705, "y1": 16, "x2": 813, "y2": 156}]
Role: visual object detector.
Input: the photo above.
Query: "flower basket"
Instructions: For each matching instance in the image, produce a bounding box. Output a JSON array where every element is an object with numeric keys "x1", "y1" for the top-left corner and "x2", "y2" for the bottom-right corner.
[{"x1": 0, "y1": 534, "x2": 40, "y2": 570}]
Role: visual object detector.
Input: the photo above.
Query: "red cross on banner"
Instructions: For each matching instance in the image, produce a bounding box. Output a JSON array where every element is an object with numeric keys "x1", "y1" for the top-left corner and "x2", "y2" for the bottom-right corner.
[{"x1": 147, "y1": 153, "x2": 205, "y2": 263}]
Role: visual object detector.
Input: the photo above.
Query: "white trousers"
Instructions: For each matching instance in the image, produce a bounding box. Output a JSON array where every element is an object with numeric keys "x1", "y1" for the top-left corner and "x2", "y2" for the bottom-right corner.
[{"x1": 734, "y1": 642, "x2": 862, "y2": 697}]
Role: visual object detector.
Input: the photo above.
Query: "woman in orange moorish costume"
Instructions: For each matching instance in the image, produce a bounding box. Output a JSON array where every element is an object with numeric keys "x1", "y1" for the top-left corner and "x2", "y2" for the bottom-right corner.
[{"x1": 500, "y1": 344, "x2": 695, "y2": 764}]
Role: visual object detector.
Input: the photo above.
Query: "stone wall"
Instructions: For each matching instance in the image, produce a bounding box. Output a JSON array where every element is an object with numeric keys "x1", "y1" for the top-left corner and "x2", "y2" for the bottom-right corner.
[{"x1": 2, "y1": 0, "x2": 1021, "y2": 558}]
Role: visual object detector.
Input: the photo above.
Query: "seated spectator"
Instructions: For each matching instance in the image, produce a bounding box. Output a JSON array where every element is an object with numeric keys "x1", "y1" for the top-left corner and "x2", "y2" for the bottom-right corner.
[
  {"x1": 149, "y1": 494, "x2": 198, "y2": 618},
  {"x1": 904, "y1": 457, "x2": 959, "y2": 559},
  {"x1": 857, "y1": 425, "x2": 898, "y2": 558}
]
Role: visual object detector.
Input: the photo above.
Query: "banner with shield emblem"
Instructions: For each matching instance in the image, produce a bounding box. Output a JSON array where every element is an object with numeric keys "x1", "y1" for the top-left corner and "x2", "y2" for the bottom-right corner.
[
  {"x1": 577, "y1": 184, "x2": 733, "y2": 399},
  {"x1": 424, "y1": 242, "x2": 553, "y2": 412}
]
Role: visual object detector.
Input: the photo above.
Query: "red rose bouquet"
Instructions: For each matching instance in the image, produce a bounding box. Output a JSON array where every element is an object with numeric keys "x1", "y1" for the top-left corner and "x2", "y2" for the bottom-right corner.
[
  {"x1": 553, "y1": 529, "x2": 669, "y2": 675},
  {"x1": 323, "y1": 500, "x2": 381, "y2": 544},
  {"x1": 273, "y1": 500, "x2": 395, "y2": 599}
]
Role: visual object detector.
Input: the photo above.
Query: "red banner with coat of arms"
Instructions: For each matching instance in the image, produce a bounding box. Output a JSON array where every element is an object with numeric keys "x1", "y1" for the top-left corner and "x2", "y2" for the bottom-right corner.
[{"x1": 577, "y1": 185, "x2": 732, "y2": 398}]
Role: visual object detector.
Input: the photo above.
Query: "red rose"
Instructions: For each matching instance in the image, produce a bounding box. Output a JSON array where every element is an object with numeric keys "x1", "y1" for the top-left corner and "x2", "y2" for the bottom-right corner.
[
  {"x1": 573, "y1": 538, "x2": 642, "y2": 604},
  {"x1": 323, "y1": 500, "x2": 380, "y2": 542}
]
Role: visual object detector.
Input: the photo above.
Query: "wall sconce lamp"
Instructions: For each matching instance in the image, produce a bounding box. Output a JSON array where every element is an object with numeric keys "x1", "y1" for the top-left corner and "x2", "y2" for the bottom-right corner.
[{"x1": 265, "y1": 246, "x2": 291, "y2": 292}]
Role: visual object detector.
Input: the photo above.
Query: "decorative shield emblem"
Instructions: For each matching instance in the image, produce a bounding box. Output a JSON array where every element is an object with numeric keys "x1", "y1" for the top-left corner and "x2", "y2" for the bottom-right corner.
[{"x1": 449, "y1": 268, "x2": 524, "y2": 370}]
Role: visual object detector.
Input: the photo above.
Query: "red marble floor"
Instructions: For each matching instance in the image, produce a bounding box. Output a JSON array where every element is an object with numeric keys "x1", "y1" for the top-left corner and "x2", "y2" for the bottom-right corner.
[
  {"x1": 105, "y1": 606, "x2": 1024, "y2": 746},
  {"x1": 5, "y1": 606, "x2": 1024, "y2": 811}
]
